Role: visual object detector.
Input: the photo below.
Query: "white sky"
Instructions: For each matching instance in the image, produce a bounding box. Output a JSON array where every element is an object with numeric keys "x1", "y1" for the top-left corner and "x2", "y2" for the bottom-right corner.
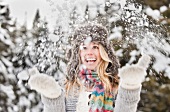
[
  {"x1": 5, "y1": 0, "x2": 106, "y2": 31},
  {"x1": 6, "y1": 0, "x2": 55, "y2": 29}
]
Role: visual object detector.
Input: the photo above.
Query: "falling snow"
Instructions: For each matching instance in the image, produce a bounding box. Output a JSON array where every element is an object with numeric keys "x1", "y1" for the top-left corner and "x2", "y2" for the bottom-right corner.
[{"x1": 1, "y1": 0, "x2": 170, "y2": 111}]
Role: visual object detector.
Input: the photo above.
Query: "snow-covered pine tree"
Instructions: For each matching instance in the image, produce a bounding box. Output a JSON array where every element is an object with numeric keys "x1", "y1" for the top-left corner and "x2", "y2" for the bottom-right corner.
[
  {"x1": 1, "y1": 0, "x2": 170, "y2": 111},
  {"x1": 0, "y1": 1, "x2": 20, "y2": 112},
  {"x1": 10, "y1": 9, "x2": 46, "y2": 112}
]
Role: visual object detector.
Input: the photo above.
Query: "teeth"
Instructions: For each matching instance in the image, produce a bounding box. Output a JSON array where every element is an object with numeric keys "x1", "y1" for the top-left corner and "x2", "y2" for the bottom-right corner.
[{"x1": 86, "y1": 58, "x2": 96, "y2": 61}]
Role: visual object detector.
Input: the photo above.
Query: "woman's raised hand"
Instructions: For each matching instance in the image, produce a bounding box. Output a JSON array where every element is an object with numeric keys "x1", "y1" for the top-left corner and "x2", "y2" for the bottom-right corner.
[
  {"x1": 118, "y1": 54, "x2": 151, "y2": 90},
  {"x1": 18, "y1": 67, "x2": 62, "y2": 99}
]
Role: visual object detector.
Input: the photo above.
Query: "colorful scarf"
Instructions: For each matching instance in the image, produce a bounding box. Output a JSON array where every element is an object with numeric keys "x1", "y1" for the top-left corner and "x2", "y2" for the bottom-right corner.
[{"x1": 79, "y1": 69, "x2": 115, "y2": 112}]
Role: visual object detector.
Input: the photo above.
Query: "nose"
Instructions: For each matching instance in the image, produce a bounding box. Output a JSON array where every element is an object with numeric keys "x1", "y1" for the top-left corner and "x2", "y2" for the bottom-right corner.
[{"x1": 86, "y1": 48, "x2": 93, "y2": 55}]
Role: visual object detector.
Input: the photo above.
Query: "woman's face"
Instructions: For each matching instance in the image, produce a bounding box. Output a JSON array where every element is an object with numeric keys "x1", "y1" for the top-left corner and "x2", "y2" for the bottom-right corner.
[{"x1": 80, "y1": 42, "x2": 102, "y2": 70}]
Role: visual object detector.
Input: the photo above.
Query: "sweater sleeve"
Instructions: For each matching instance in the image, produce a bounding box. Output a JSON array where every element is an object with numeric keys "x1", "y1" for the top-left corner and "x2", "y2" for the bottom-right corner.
[
  {"x1": 41, "y1": 90, "x2": 66, "y2": 112},
  {"x1": 114, "y1": 86, "x2": 141, "y2": 112}
]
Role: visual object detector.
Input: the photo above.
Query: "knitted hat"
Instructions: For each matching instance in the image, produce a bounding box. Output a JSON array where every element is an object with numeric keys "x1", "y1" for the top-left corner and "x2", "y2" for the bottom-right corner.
[{"x1": 67, "y1": 22, "x2": 120, "y2": 81}]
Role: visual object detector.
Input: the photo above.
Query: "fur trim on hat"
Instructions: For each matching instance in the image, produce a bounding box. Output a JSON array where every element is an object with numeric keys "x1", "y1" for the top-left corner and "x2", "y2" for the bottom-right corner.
[{"x1": 67, "y1": 23, "x2": 120, "y2": 82}]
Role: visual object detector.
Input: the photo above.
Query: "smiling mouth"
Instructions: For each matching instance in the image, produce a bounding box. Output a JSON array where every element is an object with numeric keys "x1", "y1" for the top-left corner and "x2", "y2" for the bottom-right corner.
[{"x1": 85, "y1": 58, "x2": 96, "y2": 63}]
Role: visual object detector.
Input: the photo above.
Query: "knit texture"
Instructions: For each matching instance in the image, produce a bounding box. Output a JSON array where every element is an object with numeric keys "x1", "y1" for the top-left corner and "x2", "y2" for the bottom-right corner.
[
  {"x1": 114, "y1": 86, "x2": 141, "y2": 112},
  {"x1": 41, "y1": 90, "x2": 66, "y2": 112},
  {"x1": 79, "y1": 69, "x2": 115, "y2": 112},
  {"x1": 42, "y1": 90, "x2": 78, "y2": 112},
  {"x1": 41, "y1": 86, "x2": 141, "y2": 112}
]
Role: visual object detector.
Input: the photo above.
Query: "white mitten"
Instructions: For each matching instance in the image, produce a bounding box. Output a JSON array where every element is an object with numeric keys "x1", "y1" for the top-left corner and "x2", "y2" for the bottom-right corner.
[
  {"x1": 118, "y1": 54, "x2": 151, "y2": 90},
  {"x1": 18, "y1": 67, "x2": 62, "y2": 99},
  {"x1": 17, "y1": 67, "x2": 39, "y2": 80}
]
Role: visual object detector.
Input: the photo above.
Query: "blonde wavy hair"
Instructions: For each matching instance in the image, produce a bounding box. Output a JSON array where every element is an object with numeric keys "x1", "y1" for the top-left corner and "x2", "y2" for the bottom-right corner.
[{"x1": 65, "y1": 43, "x2": 119, "y2": 95}]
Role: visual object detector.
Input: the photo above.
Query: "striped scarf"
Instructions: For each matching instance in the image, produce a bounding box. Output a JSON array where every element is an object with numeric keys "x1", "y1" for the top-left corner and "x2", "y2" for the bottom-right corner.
[{"x1": 79, "y1": 69, "x2": 115, "y2": 112}]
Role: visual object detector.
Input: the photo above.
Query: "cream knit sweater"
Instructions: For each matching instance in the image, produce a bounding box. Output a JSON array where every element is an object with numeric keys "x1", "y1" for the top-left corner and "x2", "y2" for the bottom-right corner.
[{"x1": 41, "y1": 86, "x2": 141, "y2": 112}]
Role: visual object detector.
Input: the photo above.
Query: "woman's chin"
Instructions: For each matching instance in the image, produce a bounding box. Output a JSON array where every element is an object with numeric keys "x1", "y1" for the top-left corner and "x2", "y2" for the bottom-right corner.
[
  {"x1": 83, "y1": 62, "x2": 98, "y2": 70},
  {"x1": 86, "y1": 66, "x2": 96, "y2": 71}
]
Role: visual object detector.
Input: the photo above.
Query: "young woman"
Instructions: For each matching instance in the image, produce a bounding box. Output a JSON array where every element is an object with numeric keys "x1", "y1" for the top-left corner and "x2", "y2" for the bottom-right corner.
[{"x1": 26, "y1": 23, "x2": 150, "y2": 112}]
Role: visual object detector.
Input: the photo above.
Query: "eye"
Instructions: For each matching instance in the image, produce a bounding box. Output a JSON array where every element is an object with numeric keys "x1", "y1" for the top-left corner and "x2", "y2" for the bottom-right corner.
[
  {"x1": 93, "y1": 46, "x2": 99, "y2": 49},
  {"x1": 80, "y1": 45, "x2": 87, "y2": 50},
  {"x1": 82, "y1": 46, "x2": 87, "y2": 50}
]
